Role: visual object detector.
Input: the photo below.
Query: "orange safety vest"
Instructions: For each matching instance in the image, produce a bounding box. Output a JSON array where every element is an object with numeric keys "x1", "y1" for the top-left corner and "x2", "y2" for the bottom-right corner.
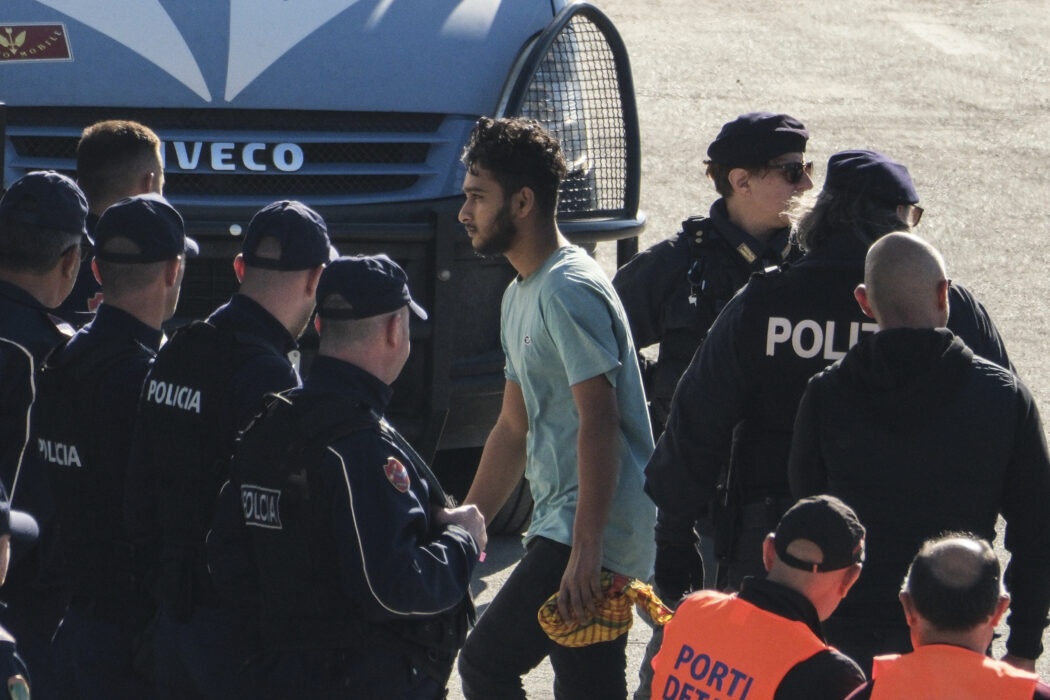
[
  {"x1": 650, "y1": 590, "x2": 828, "y2": 700},
  {"x1": 871, "y1": 645, "x2": 1038, "y2": 700}
]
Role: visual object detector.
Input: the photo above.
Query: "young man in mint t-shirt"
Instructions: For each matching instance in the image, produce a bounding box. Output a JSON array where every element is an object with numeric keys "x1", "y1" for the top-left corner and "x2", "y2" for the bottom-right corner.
[{"x1": 456, "y1": 117, "x2": 656, "y2": 699}]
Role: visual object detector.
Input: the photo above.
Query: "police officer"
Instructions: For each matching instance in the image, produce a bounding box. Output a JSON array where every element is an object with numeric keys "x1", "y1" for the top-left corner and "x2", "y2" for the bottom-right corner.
[
  {"x1": 644, "y1": 150, "x2": 1011, "y2": 593},
  {"x1": 125, "y1": 200, "x2": 335, "y2": 700},
  {"x1": 621, "y1": 112, "x2": 813, "y2": 699},
  {"x1": 32, "y1": 193, "x2": 196, "y2": 698},
  {"x1": 650, "y1": 495, "x2": 866, "y2": 700},
  {"x1": 0, "y1": 171, "x2": 87, "y2": 696},
  {"x1": 847, "y1": 535, "x2": 1050, "y2": 699},
  {"x1": 614, "y1": 112, "x2": 812, "y2": 435},
  {"x1": 209, "y1": 255, "x2": 485, "y2": 699}
]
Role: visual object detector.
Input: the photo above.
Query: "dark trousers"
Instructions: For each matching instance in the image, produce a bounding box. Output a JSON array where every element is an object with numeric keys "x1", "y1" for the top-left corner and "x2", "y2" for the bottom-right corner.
[
  {"x1": 50, "y1": 603, "x2": 153, "y2": 700},
  {"x1": 458, "y1": 537, "x2": 628, "y2": 700},
  {"x1": 153, "y1": 604, "x2": 255, "y2": 700},
  {"x1": 240, "y1": 648, "x2": 445, "y2": 700}
]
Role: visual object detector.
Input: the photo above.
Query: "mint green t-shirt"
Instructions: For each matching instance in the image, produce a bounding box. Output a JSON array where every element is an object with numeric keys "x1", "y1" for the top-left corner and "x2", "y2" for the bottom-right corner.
[{"x1": 501, "y1": 246, "x2": 655, "y2": 579}]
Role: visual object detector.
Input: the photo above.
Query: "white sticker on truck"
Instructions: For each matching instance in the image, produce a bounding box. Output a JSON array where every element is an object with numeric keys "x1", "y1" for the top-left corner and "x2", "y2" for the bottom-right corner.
[
  {"x1": 226, "y1": 0, "x2": 362, "y2": 101},
  {"x1": 35, "y1": 0, "x2": 211, "y2": 101}
]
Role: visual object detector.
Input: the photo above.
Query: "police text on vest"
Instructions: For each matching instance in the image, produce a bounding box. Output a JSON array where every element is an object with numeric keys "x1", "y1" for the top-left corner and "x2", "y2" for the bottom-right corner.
[
  {"x1": 241, "y1": 484, "x2": 282, "y2": 529},
  {"x1": 765, "y1": 317, "x2": 878, "y2": 360},
  {"x1": 146, "y1": 379, "x2": 202, "y2": 413},
  {"x1": 38, "y1": 439, "x2": 82, "y2": 468}
]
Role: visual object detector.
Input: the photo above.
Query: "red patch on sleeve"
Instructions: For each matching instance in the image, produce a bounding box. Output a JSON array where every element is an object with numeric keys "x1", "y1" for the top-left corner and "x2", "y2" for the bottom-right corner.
[{"x1": 383, "y1": 457, "x2": 411, "y2": 493}]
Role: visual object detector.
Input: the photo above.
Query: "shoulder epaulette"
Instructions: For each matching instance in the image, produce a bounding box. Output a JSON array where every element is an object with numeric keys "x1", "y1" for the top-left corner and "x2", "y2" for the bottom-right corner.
[{"x1": 680, "y1": 216, "x2": 717, "y2": 245}]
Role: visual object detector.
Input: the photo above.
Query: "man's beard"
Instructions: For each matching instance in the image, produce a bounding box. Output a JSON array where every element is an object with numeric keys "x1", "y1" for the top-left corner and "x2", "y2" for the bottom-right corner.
[{"x1": 472, "y1": 201, "x2": 517, "y2": 257}]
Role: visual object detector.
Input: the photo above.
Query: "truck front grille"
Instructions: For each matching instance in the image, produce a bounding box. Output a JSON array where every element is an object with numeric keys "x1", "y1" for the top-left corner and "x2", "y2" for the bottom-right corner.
[{"x1": 5, "y1": 107, "x2": 450, "y2": 205}]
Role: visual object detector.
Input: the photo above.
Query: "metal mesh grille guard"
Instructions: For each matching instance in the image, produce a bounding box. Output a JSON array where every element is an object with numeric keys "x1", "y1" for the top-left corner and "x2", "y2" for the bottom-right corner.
[
  {"x1": 505, "y1": 3, "x2": 641, "y2": 223},
  {"x1": 525, "y1": 16, "x2": 628, "y2": 215}
]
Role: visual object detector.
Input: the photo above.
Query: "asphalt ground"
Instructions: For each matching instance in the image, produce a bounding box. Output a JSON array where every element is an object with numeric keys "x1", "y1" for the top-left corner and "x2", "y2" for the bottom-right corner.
[{"x1": 449, "y1": 0, "x2": 1050, "y2": 697}]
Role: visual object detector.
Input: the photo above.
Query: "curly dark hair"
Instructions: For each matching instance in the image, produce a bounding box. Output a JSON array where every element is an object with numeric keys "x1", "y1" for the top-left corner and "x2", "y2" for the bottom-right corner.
[{"x1": 460, "y1": 117, "x2": 567, "y2": 218}]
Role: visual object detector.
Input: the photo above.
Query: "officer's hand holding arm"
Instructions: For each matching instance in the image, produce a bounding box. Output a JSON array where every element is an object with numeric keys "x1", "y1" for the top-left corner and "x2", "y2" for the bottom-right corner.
[
  {"x1": 558, "y1": 374, "x2": 619, "y2": 624},
  {"x1": 464, "y1": 380, "x2": 528, "y2": 525},
  {"x1": 435, "y1": 504, "x2": 487, "y2": 554}
]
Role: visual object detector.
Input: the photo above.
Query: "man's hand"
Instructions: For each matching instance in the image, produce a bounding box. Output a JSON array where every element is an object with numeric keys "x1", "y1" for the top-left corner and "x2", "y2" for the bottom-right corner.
[
  {"x1": 1001, "y1": 653, "x2": 1037, "y2": 673},
  {"x1": 557, "y1": 542, "x2": 603, "y2": 623},
  {"x1": 653, "y1": 540, "x2": 704, "y2": 604},
  {"x1": 436, "y1": 504, "x2": 488, "y2": 554}
]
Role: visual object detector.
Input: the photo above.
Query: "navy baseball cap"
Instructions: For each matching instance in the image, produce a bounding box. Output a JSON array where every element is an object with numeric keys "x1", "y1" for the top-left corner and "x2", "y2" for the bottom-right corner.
[
  {"x1": 774, "y1": 495, "x2": 865, "y2": 573},
  {"x1": 94, "y1": 193, "x2": 199, "y2": 263},
  {"x1": 0, "y1": 482, "x2": 38, "y2": 545},
  {"x1": 317, "y1": 254, "x2": 428, "y2": 321},
  {"x1": 0, "y1": 170, "x2": 89, "y2": 237},
  {"x1": 707, "y1": 112, "x2": 809, "y2": 165},
  {"x1": 241, "y1": 200, "x2": 337, "y2": 271},
  {"x1": 825, "y1": 150, "x2": 919, "y2": 205}
]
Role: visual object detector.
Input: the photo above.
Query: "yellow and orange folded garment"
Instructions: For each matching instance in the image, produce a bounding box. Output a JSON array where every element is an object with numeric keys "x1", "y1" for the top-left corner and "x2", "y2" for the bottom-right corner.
[{"x1": 537, "y1": 572, "x2": 673, "y2": 647}]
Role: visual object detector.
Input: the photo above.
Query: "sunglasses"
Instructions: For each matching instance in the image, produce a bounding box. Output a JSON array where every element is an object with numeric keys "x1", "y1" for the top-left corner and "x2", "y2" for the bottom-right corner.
[
  {"x1": 767, "y1": 161, "x2": 814, "y2": 185},
  {"x1": 898, "y1": 204, "x2": 924, "y2": 228}
]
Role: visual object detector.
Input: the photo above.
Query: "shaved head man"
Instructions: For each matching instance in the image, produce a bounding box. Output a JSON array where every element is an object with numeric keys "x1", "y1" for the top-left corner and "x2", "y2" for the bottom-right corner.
[
  {"x1": 845, "y1": 534, "x2": 1050, "y2": 699},
  {"x1": 790, "y1": 235, "x2": 1050, "y2": 673},
  {"x1": 854, "y1": 232, "x2": 949, "y2": 330}
]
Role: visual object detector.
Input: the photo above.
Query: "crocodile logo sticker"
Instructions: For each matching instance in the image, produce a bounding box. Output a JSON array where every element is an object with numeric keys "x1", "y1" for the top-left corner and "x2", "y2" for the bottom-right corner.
[{"x1": 0, "y1": 24, "x2": 71, "y2": 62}]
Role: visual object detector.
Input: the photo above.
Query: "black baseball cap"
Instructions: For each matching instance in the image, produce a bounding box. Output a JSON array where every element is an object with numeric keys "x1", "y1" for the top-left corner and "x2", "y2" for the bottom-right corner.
[
  {"x1": 317, "y1": 254, "x2": 428, "y2": 321},
  {"x1": 707, "y1": 112, "x2": 809, "y2": 165},
  {"x1": 94, "y1": 193, "x2": 199, "y2": 263},
  {"x1": 0, "y1": 482, "x2": 38, "y2": 545},
  {"x1": 774, "y1": 495, "x2": 865, "y2": 572},
  {"x1": 0, "y1": 170, "x2": 89, "y2": 237},
  {"x1": 825, "y1": 150, "x2": 919, "y2": 205},
  {"x1": 241, "y1": 200, "x2": 337, "y2": 271}
]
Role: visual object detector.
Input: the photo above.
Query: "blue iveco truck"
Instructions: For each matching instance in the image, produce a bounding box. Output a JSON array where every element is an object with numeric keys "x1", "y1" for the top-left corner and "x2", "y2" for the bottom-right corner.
[{"x1": 0, "y1": 0, "x2": 644, "y2": 530}]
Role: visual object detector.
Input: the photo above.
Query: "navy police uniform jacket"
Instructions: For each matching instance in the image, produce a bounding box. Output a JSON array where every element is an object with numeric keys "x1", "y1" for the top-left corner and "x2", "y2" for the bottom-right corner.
[
  {"x1": 613, "y1": 199, "x2": 795, "y2": 427},
  {"x1": 209, "y1": 356, "x2": 478, "y2": 687},
  {"x1": 790, "y1": 328, "x2": 1050, "y2": 660},
  {"x1": 32, "y1": 303, "x2": 161, "y2": 612},
  {"x1": 0, "y1": 277, "x2": 74, "y2": 678},
  {"x1": 126, "y1": 293, "x2": 299, "y2": 613},
  {"x1": 645, "y1": 233, "x2": 1012, "y2": 552},
  {"x1": 0, "y1": 279, "x2": 72, "y2": 497}
]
